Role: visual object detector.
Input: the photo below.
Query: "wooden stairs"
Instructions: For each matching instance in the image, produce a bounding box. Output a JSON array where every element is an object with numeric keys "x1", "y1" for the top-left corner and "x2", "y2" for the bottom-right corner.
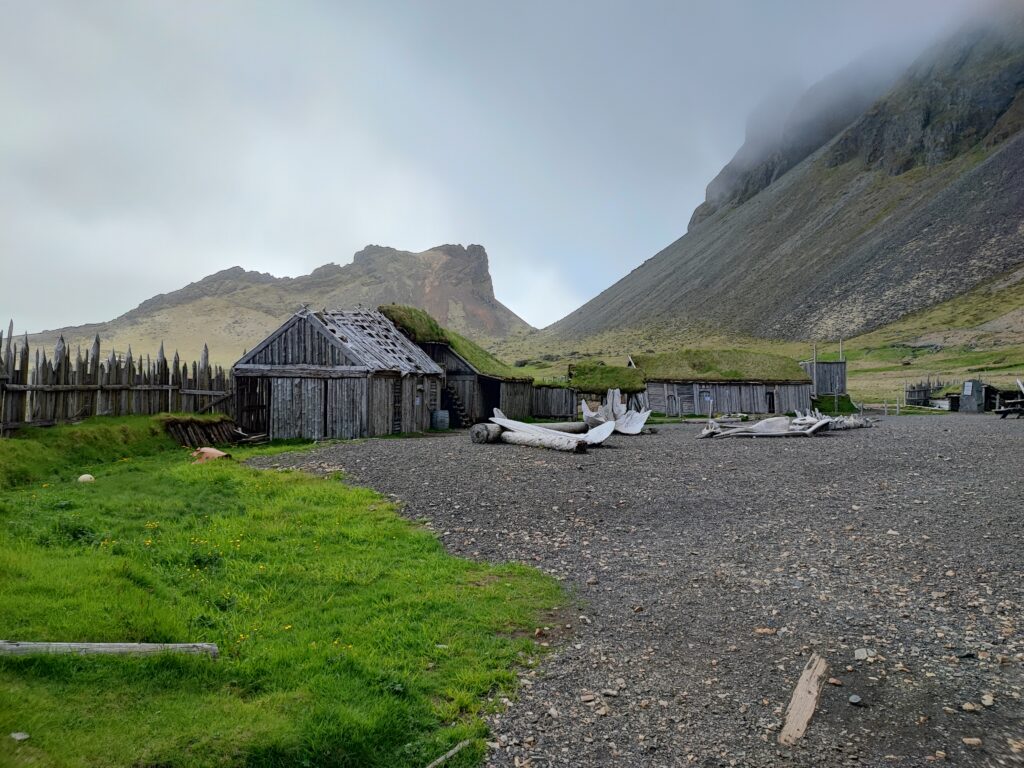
[{"x1": 443, "y1": 384, "x2": 472, "y2": 428}]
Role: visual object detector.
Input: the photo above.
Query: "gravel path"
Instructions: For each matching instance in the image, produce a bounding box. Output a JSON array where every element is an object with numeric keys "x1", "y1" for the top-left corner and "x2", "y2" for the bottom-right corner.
[{"x1": 249, "y1": 416, "x2": 1023, "y2": 767}]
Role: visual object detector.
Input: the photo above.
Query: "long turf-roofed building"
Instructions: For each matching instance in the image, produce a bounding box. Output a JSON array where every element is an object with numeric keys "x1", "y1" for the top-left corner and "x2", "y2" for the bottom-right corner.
[{"x1": 630, "y1": 350, "x2": 812, "y2": 416}]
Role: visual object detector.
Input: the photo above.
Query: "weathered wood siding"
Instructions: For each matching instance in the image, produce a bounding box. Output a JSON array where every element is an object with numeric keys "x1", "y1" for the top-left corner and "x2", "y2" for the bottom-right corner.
[
  {"x1": 421, "y1": 342, "x2": 476, "y2": 375},
  {"x1": 531, "y1": 386, "x2": 578, "y2": 419},
  {"x1": 499, "y1": 381, "x2": 532, "y2": 420},
  {"x1": 269, "y1": 377, "x2": 324, "y2": 440},
  {"x1": 367, "y1": 376, "x2": 394, "y2": 437},
  {"x1": 800, "y1": 361, "x2": 847, "y2": 396},
  {"x1": 399, "y1": 375, "x2": 434, "y2": 433},
  {"x1": 326, "y1": 377, "x2": 368, "y2": 439},
  {"x1": 646, "y1": 381, "x2": 695, "y2": 416},
  {"x1": 646, "y1": 380, "x2": 811, "y2": 415},
  {"x1": 246, "y1": 316, "x2": 357, "y2": 367}
]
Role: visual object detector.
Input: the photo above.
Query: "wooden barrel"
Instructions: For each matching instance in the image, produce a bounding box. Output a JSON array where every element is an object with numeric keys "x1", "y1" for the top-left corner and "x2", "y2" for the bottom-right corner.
[{"x1": 430, "y1": 410, "x2": 450, "y2": 430}]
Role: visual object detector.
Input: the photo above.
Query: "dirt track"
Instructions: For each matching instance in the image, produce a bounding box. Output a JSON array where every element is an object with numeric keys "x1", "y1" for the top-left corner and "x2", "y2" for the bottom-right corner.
[{"x1": 250, "y1": 416, "x2": 1024, "y2": 767}]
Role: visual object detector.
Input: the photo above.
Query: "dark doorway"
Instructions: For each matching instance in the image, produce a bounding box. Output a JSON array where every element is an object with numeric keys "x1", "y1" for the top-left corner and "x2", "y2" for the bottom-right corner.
[
  {"x1": 765, "y1": 391, "x2": 776, "y2": 414},
  {"x1": 479, "y1": 376, "x2": 502, "y2": 419}
]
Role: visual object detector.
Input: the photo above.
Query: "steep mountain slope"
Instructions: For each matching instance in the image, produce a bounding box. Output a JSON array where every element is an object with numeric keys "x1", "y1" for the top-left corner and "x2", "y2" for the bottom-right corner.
[
  {"x1": 30, "y1": 244, "x2": 530, "y2": 362},
  {"x1": 552, "y1": 9, "x2": 1024, "y2": 342}
]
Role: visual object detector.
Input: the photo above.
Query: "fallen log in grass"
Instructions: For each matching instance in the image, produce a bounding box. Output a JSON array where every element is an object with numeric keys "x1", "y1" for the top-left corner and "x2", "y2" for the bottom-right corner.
[{"x1": 0, "y1": 641, "x2": 219, "y2": 659}]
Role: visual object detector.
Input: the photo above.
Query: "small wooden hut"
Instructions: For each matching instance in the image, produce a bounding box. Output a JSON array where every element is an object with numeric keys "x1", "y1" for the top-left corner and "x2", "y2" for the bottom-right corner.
[
  {"x1": 630, "y1": 350, "x2": 812, "y2": 416},
  {"x1": 233, "y1": 308, "x2": 444, "y2": 439},
  {"x1": 379, "y1": 305, "x2": 536, "y2": 425},
  {"x1": 799, "y1": 359, "x2": 847, "y2": 396}
]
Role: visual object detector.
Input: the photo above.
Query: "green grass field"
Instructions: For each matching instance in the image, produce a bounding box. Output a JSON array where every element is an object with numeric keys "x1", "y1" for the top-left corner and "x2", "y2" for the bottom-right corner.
[{"x1": 0, "y1": 418, "x2": 562, "y2": 767}]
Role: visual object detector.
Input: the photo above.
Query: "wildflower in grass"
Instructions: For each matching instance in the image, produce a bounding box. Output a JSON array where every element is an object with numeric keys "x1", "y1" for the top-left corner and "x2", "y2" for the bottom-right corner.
[
  {"x1": 144, "y1": 521, "x2": 159, "y2": 529},
  {"x1": 41, "y1": 483, "x2": 49, "y2": 488},
  {"x1": 282, "y1": 624, "x2": 293, "y2": 631},
  {"x1": 144, "y1": 539, "x2": 153, "y2": 546}
]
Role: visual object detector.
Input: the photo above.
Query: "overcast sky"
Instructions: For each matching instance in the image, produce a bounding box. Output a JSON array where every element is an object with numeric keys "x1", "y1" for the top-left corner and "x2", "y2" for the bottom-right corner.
[{"x1": 1, "y1": 0, "x2": 984, "y2": 333}]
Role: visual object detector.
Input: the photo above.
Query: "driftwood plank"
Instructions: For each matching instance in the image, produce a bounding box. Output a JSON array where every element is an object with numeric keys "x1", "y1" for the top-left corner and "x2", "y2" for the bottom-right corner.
[
  {"x1": 0, "y1": 641, "x2": 219, "y2": 659},
  {"x1": 779, "y1": 652, "x2": 828, "y2": 746}
]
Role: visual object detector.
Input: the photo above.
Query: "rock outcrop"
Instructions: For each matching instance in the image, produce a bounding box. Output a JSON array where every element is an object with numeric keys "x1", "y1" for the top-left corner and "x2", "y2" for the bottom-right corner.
[{"x1": 31, "y1": 244, "x2": 530, "y2": 361}]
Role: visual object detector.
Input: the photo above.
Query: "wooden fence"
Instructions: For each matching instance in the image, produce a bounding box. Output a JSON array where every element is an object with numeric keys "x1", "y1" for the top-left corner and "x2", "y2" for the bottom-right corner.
[{"x1": 0, "y1": 323, "x2": 233, "y2": 435}]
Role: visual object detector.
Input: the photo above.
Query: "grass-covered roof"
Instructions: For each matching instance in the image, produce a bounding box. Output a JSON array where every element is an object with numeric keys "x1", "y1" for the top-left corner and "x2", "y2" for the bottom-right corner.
[
  {"x1": 379, "y1": 304, "x2": 530, "y2": 381},
  {"x1": 631, "y1": 349, "x2": 810, "y2": 382},
  {"x1": 568, "y1": 361, "x2": 647, "y2": 394}
]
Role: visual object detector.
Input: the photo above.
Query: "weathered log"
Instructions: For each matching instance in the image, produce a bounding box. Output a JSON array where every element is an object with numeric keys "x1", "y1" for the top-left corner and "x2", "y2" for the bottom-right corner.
[
  {"x1": 469, "y1": 423, "x2": 503, "y2": 443},
  {"x1": 0, "y1": 641, "x2": 219, "y2": 659},
  {"x1": 500, "y1": 430, "x2": 586, "y2": 453}
]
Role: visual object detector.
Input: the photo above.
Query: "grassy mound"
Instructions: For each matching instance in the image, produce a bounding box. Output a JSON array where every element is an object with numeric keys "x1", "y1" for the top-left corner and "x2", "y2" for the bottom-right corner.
[
  {"x1": 0, "y1": 417, "x2": 177, "y2": 490},
  {"x1": 812, "y1": 393, "x2": 860, "y2": 415},
  {"x1": 632, "y1": 349, "x2": 809, "y2": 382},
  {"x1": 568, "y1": 361, "x2": 647, "y2": 394},
  {"x1": 0, "y1": 418, "x2": 561, "y2": 766},
  {"x1": 380, "y1": 304, "x2": 529, "y2": 380}
]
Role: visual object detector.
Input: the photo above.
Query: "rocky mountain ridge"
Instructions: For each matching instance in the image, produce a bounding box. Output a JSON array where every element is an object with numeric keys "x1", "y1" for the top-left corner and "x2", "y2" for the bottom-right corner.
[
  {"x1": 552, "y1": 7, "x2": 1024, "y2": 341},
  {"x1": 30, "y1": 244, "x2": 530, "y2": 362}
]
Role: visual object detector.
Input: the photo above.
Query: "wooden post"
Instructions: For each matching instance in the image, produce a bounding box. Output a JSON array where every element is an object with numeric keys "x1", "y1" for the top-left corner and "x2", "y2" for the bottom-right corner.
[{"x1": 812, "y1": 342, "x2": 818, "y2": 397}]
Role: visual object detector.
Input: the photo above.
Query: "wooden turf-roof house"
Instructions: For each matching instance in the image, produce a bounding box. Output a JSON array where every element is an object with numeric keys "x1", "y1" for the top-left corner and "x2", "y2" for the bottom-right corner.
[
  {"x1": 233, "y1": 308, "x2": 444, "y2": 439},
  {"x1": 629, "y1": 350, "x2": 812, "y2": 416},
  {"x1": 379, "y1": 304, "x2": 536, "y2": 425}
]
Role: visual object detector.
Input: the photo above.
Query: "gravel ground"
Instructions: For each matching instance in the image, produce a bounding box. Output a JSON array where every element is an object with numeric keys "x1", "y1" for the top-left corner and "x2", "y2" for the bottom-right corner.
[{"x1": 248, "y1": 416, "x2": 1023, "y2": 767}]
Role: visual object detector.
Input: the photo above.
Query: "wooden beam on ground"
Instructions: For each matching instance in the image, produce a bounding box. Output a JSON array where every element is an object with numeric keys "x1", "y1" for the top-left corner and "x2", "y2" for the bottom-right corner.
[
  {"x1": 778, "y1": 652, "x2": 828, "y2": 746},
  {"x1": 0, "y1": 641, "x2": 219, "y2": 659}
]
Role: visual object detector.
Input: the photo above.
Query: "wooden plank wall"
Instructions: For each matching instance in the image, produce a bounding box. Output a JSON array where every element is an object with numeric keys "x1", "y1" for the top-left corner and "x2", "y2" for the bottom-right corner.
[
  {"x1": 499, "y1": 381, "x2": 532, "y2": 420},
  {"x1": 326, "y1": 377, "x2": 368, "y2": 439},
  {"x1": 246, "y1": 316, "x2": 356, "y2": 366},
  {"x1": 531, "y1": 386, "x2": 578, "y2": 419},
  {"x1": 646, "y1": 380, "x2": 811, "y2": 415},
  {"x1": 800, "y1": 361, "x2": 847, "y2": 396},
  {"x1": 421, "y1": 343, "x2": 475, "y2": 374},
  {"x1": 0, "y1": 326, "x2": 232, "y2": 435}
]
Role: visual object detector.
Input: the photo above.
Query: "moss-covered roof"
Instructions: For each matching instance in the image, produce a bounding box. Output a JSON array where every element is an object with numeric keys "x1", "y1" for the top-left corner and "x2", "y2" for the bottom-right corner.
[
  {"x1": 379, "y1": 304, "x2": 529, "y2": 381},
  {"x1": 568, "y1": 361, "x2": 647, "y2": 394},
  {"x1": 631, "y1": 349, "x2": 810, "y2": 382}
]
